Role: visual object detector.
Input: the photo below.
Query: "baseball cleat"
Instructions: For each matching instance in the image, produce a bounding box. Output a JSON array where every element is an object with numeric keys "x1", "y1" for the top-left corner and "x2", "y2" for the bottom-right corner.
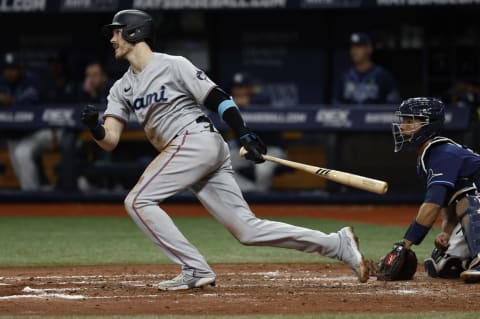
[
  {"x1": 460, "y1": 256, "x2": 480, "y2": 283},
  {"x1": 158, "y1": 273, "x2": 216, "y2": 291},
  {"x1": 337, "y1": 226, "x2": 369, "y2": 283}
]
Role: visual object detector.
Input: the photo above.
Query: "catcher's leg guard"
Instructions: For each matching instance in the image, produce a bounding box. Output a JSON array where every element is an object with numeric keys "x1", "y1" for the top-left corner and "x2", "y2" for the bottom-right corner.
[
  {"x1": 456, "y1": 195, "x2": 480, "y2": 258},
  {"x1": 424, "y1": 248, "x2": 470, "y2": 278},
  {"x1": 445, "y1": 223, "x2": 471, "y2": 259},
  {"x1": 456, "y1": 195, "x2": 480, "y2": 282}
]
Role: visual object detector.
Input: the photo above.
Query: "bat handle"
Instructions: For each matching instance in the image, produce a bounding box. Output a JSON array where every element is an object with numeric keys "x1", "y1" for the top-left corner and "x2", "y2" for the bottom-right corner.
[
  {"x1": 239, "y1": 146, "x2": 250, "y2": 158},
  {"x1": 239, "y1": 146, "x2": 267, "y2": 160}
]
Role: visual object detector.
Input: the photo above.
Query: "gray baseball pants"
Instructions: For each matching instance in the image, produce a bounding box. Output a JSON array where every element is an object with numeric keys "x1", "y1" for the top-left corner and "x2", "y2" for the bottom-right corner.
[{"x1": 124, "y1": 120, "x2": 342, "y2": 277}]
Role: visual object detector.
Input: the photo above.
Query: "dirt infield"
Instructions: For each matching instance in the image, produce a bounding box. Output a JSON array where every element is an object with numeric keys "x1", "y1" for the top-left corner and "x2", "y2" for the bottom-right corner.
[
  {"x1": 0, "y1": 203, "x2": 470, "y2": 316},
  {"x1": 1, "y1": 264, "x2": 480, "y2": 316}
]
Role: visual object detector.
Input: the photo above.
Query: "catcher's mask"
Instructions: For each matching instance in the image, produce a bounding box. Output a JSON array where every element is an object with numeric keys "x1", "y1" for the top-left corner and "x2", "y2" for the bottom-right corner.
[
  {"x1": 392, "y1": 97, "x2": 445, "y2": 152},
  {"x1": 102, "y1": 9, "x2": 155, "y2": 48}
]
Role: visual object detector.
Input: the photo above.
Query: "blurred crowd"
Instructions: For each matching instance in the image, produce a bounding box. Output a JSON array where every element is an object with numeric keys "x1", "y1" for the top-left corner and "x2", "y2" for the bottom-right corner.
[
  {"x1": 1, "y1": 31, "x2": 479, "y2": 194},
  {"x1": 0, "y1": 51, "x2": 115, "y2": 192},
  {"x1": 0, "y1": 52, "x2": 114, "y2": 107}
]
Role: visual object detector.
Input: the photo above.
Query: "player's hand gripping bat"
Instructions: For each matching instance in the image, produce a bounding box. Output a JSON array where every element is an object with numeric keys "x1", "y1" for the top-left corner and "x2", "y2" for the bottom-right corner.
[{"x1": 239, "y1": 147, "x2": 388, "y2": 195}]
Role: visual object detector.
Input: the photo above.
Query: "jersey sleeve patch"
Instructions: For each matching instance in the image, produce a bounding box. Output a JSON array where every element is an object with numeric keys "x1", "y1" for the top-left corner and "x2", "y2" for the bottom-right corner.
[{"x1": 173, "y1": 56, "x2": 217, "y2": 105}]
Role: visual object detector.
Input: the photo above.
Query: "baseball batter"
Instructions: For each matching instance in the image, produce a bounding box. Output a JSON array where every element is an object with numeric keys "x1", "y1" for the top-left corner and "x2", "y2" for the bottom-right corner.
[
  {"x1": 379, "y1": 97, "x2": 480, "y2": 282},
  {"x1": 80, "y1": 9, "x2": 368, "y2": 290}
]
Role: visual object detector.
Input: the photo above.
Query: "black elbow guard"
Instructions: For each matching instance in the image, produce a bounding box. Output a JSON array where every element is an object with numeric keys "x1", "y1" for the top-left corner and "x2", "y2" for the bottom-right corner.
[
  {"x1": 204, "y1": 87, "x2": 249, "y2": 136},
  {"x1": 204, "y1": 87, "x2": 232, "y2": 113}
]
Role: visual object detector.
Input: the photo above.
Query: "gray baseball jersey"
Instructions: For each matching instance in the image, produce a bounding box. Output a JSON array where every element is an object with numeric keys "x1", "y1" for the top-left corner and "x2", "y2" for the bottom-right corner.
[
  {"x1": 107, "y1": 52, "x2": 345, "y2": 279},
  {"x1": 104, "y1": 53, "x2": 216, "y2": 150}
]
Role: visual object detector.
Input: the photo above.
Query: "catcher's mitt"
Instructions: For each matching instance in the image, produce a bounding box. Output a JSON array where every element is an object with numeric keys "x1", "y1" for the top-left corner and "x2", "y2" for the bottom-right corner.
[{"x1": 377, "y1": 241, "x2": 418, "y2": 281}]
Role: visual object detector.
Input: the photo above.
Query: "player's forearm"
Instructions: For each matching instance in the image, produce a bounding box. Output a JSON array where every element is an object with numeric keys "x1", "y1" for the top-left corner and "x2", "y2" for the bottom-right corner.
[
  {"x1": 92, "y1": 124, "x2": 120, "y2": 151},
  {"x1": 403, "y1": 202, "x2": 441, "y2": 248},
  {"x1": 204, "y1": 87, "x2": 250, "y2": 137},
  {"x1": 416, "y1": 202, "x2": 441, "y2": 226},
  {"x1": 89, "y1": 117, "x2": 124, "y2": 151},
  {"x1": 440, "y1": 207, "x2": 457, "y2": 235},
  {"x1": 221, "y1": 107, "x2": 250, "y2": 137}
]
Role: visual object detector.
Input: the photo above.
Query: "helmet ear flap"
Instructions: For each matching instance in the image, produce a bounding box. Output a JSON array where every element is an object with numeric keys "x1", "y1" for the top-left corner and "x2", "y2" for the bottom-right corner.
[
  {"x1": 122, "y1": 22, "x2": 154, "y2": 46},
  {"x1": 102, "y1": 9, "x2": 155, "y2": 47},
  {"x1": 122, "y1": 25, "x2": 141, "y2": 42}
]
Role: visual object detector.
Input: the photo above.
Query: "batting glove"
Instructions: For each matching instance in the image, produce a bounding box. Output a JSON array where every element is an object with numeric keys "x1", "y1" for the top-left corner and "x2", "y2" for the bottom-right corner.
[
  {"x1": 240, "y1": 132, "x2": 267, "y2": 164},
  {"x1": 81, "y1": 104, "x2": 100, "y2": 129}
]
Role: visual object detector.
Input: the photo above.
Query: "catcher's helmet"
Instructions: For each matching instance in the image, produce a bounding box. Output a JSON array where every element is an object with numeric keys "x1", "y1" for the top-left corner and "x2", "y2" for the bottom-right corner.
[
  {"x1": 102, "y1": 9, "x2": 154, "y2": 47},
  {"x1": 392, "y1": 97, "x2": 445, "y2": 152}
]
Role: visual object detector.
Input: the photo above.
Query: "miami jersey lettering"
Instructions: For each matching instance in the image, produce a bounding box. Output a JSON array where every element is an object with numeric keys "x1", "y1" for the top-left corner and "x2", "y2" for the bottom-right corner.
[
  {"x1": 128, "y1": 85, "x2": 168, "y2": 111},
  {"x1": 104, "y1": 53, "x2": 216, "y2": 150}
]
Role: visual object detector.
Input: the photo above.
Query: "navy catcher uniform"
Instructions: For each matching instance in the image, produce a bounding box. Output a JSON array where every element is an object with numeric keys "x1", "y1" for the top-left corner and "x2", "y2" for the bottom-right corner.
[
  {"x1": 80, "y1": 9, "x2": 368, "y2": 290},
  {"x1": 389, "y1": 97, "x2": 480, "y2": 282}
]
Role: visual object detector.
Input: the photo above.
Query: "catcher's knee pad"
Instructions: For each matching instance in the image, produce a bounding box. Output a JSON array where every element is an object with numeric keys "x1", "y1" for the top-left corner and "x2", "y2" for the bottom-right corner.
[
  {"x1": 424, "y1": 248, "x2": 470, "y2": 279},
  {"x1": 456, "y1": 195, "x2": 480, "y2": 257}
]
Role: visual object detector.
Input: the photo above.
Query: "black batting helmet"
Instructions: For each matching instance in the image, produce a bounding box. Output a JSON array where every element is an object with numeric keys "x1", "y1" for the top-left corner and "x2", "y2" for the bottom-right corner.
[{"x1": 102, "y1": 9, "x2": 154, "y2": 47}]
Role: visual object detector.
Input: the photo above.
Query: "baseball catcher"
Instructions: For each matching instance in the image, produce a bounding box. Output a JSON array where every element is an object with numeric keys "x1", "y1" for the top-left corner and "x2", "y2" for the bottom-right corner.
[{"x1": 377, "y1": 97, "x2": 480, "y2": 283}]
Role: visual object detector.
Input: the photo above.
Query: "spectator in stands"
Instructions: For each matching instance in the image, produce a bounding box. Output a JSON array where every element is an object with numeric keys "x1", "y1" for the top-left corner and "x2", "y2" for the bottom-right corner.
[
  {"x1": 442, "y1": 81, "x2": 480, "y2": 151},
  {"x1": 78, "y1": 60, "x2": 114, "y2": 106},
  {"x1": 332, "y1": 32, "x2": 401, "y2": 105},
  {"x1": 229, "y1": 72, "x2": 271, "y2": 107},
  {"x1": 43, "y1": 55, "x2": 78, "y2": 104},
  {"x1": 0, "y1": 52, "x2": 41, "y2": 106},
  {"x1": 76, "y1": 60, "x2": 117, "y2": 192},
  {"x1": 0, "y1": 51, "x2": 62, "y2": 191},
  {"x1": 223, "y1": 72, "x2": 286, "y2": 192}
]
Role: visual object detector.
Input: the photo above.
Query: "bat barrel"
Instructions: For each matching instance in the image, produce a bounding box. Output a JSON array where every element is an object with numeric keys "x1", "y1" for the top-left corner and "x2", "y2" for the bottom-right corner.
[{"x1": 239, "y1": 147, "x2": 388, "y2": 195}]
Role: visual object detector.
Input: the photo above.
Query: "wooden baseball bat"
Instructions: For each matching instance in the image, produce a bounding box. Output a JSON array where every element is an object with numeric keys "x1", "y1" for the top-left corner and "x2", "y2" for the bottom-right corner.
[{"x1": 239, "y1": 147, "x2": 388, "y2": 195}]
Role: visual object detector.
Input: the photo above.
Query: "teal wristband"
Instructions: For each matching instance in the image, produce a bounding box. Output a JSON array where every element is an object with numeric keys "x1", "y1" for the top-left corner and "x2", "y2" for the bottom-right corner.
[{"x1": 404, "y1": 219, "x2": 431, "y2": 245}]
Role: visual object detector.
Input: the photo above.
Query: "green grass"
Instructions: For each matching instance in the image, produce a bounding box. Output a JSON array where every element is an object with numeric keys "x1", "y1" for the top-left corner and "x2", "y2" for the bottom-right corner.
[
  {"x1": 0, "y1": 313, "x2": 478, "y2": 319},
  {"x1": 0, "y1": 218, "x2": 473, "y2": 319},
  {"x1": 0, "y1": 216, "x2": 438, "y2": 267}
]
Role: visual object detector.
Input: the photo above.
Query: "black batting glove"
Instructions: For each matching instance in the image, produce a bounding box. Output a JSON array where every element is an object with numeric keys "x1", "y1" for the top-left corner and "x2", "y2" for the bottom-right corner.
[
  {"x1": 81, "y1": 104, "x2": 100, "y2": 129},
  {"x1": 81, "y1": 104, "x2": 106, "y2": 140},
  {"x1": 240, "y1": 132, "x2": 267, "y2": 164}
]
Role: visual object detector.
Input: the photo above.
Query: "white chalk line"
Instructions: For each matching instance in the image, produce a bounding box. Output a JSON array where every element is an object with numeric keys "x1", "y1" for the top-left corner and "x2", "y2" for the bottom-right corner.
[
  {"x1": 0, "y1": 271, "x2": 445, "y2": 300},
  {"x1": 0, "y1": 287, "x2": 86, "y2": 300},
  {"x1": 1, "y1": 273, "x2": 162, "y2": 281},
  {"x1": 1, "y1": 271, "x2": 333, "y2": 282},
  {"x1": 0, "y1": 286, "x2": 246, "y2": 301},
  {"x1": 0, "y1": 272, "x2": 359, "y2": 289}
]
